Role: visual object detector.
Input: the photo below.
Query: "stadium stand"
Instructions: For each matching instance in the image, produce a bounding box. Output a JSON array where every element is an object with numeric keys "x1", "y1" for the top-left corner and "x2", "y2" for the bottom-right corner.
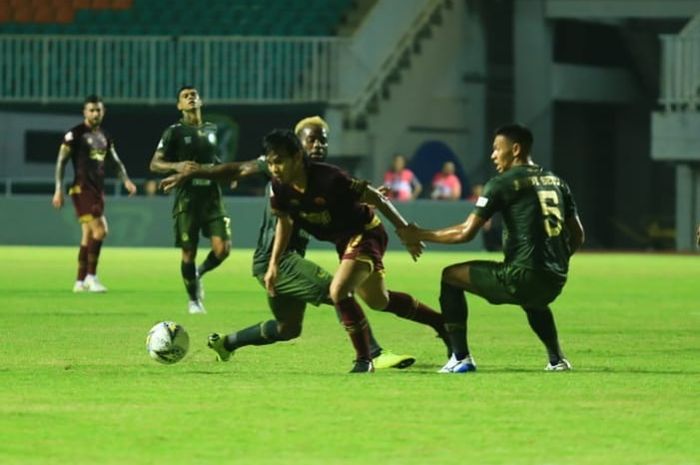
[{"x1": 0, "y1": 0, "x2": 355, "y2": 36}]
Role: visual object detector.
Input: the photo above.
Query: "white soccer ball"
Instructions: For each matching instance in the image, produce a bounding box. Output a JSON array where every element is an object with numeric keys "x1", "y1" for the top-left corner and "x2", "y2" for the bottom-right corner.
[{"x1": 146, "y1": 321, "x2": 189, "y2": 364}]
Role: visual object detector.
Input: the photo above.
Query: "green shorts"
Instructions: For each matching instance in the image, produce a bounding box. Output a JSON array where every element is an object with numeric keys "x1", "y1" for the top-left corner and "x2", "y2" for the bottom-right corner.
[
  {"x1": 174, "y1": 213, "x2": 231, "y2": 249},
  {"x1": 469, "y1": 261, "x2": 566, "y2": 308},
  {"x1": 255, "y1": 252, "x2": 332, "y2": 308}
]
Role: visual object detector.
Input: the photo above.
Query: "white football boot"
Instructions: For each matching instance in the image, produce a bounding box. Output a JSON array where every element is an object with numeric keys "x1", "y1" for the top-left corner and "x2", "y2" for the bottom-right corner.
[
  {"x1": 188, "y1": 300, "x2": 206, "y2": 315},
  {"x1": 545, "y1": 359, "x2": 572, "y2": 371},
  {"x1": 84, "y1": 275, "x2": 107, "y2": 293},
  {"x1": 438, "y1": 353, "x2": 477, "y2": 373}
]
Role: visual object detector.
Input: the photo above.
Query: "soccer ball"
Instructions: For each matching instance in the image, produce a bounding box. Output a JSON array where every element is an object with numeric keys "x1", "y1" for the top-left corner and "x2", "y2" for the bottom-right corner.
[{"x1": 146, "y1": 321, "x2": 190, "y2": 364}]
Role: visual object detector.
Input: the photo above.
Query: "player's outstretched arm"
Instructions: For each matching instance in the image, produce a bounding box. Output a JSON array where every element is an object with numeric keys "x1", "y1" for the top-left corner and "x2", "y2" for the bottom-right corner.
[
  {"x1": 361, "y1": 185, "x2": 424, "y2": 260},
  {"x1": 264, "y1": 212, "x2": 293, "y2": 297},
  {"x1": 149, "y1": 149, "x2": 199, "y2": 175},
  {"x1": 52, "y1": 144, "x2": 71, "y2": 209},
  {"x1": 159, "y1": 159, "x2": 262, "y2": 193},
  {"x1": 398, "y1": 213, "x2": 485, "y2": 245},
  {"x1": 109, "y1": 147, "x2": 137, "y2": 196}
]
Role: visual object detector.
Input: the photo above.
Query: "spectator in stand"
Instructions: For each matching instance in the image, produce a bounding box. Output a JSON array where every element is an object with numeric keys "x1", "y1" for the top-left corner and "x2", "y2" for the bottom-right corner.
[
  {"x1": 143, "y1": 179, "x2": 159, "y2": 197},
  {"x1": 383, "y1": 154, "x2": 422, "y2": 201},
  {"x1": 431, "y1": 161, "x2": 462, "y2": 200}
]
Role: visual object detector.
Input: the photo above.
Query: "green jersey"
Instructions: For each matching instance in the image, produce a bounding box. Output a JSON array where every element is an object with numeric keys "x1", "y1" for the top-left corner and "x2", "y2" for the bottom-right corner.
[
  {"x1": 252, "y1": 156, "x2": 310, "y2": 276},
  {"x1": 473, "y1": 164, "x2": 577, "y2": 276},
  {"x1": 157, "y1": 120, "x2": 225, "y2": 217}
]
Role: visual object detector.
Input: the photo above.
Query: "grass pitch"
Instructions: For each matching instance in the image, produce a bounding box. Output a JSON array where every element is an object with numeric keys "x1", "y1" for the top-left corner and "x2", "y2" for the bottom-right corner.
[{"x1": 0, "y1": 246, "x2": 698, "y2": 465}]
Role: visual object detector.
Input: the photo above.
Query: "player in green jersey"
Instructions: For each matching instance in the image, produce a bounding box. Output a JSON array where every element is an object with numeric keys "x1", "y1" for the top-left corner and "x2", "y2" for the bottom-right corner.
[
  {"x1": 398, "y1": 123, "x2": 585, "y2": 373},
  {"x1": 149, "y1": 86, "x2": 231, "y2": 314},
  {"x1": 160, "y1": 116, "x2": 416, "y2": 369}
]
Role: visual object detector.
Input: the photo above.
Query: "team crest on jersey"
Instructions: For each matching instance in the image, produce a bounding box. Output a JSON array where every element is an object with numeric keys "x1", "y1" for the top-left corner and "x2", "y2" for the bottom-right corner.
[
  {"x1": 184, "y1": 136, "x2": 191, "y2": 144},
  {"x1": 313, "y1": 197, "x2": 326, "y2": 206}
]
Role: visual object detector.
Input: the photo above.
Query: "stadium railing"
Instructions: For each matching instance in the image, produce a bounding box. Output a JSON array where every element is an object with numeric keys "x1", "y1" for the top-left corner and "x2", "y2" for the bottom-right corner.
[
  {"x1": 0, "y1": 35, "x2": 349, "y2": 104},
  {"x1": 659, "y1": 16, "x2": 700, "y2": 111}
]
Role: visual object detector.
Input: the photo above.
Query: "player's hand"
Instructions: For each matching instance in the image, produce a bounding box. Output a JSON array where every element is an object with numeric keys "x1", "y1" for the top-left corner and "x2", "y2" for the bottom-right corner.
[
  {"x1": 264, "y1": 264, "x2": 278, "y2": 297},
  {"x1": 159, "y1": 174, "x2": 185, "y2": 193},
  {"x1": 124, "y1": 179, "x2": 137, "y2": 196},
  {"x1": 396, "y1": 223, "x2": 420, "y2": 244},
  {"x1": 175, "y1": 161, "x2": 199, "y2": 174},
  {"x1": 377, "y1": 185, "x2": 391, "y2": 197},
  {"x1": 403, "y1": 240, "x2": 425, "y2": 261},
  {"x1": 51, "y1": 191, "x2": 64, "y2": 209}
]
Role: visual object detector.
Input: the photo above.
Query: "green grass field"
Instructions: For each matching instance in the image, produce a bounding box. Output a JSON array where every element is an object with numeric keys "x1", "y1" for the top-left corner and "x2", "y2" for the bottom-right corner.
[{"x1": 0, "y1": 246, "x2": 698, "y2": 465}]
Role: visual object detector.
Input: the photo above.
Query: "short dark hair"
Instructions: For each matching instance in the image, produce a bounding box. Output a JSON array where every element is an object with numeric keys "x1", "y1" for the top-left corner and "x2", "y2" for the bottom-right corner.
[
  {"x1": 495, "y1": 124, "x2": 533, "y2": 155},
  {"x1": 263, "y1": 129, "x2": 303, "y2": 158},
  {"x1": 83, "y1": 94, "x2": 103, "y2": 106},
  {"x1": 177, "y1": 85, "x2": 197, "y2": 100}
]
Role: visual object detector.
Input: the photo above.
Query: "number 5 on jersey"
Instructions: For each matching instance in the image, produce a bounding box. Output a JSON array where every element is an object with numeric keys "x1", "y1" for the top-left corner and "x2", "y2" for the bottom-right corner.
[{"x1": 537, "y1": 190, "x2": 563, "y2": 237}]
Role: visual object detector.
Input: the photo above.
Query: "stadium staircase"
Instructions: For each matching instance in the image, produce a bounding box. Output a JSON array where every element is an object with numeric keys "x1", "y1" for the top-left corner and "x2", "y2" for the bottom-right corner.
[
  {"x1": 650, "y1": 13, "x2": 700, "y2": 250},
  {"x1": 341, "y1": 0, "x2": 450, "y2": 128}
]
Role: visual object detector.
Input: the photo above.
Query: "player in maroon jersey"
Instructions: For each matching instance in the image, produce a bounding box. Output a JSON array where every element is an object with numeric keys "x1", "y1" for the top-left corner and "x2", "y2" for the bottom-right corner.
[
  {"x1": 263, "y1": 129, "x2": 448, "y2": 373},
  {"x1": 52, "y1": 95, "x2": 137, "y2": 292}
]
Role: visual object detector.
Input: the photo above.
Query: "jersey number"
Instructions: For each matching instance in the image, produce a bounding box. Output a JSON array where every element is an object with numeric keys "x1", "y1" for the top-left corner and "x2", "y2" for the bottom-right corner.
[{"x1": 536, "y1": 190, "x2": 563, "y2": 237}]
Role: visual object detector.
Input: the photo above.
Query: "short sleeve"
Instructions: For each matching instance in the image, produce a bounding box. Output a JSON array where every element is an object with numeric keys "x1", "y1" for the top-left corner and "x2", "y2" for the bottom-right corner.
[
  {"x1": 472, "y1": 178, "x2": 502, "y2": 221},
  {"x1": 157, "y1": 127, "x2": 174, "y2": 161},
  {"x1": 333, "y1": 168, "x2": 368, "y2": 203},
  {"x1": 104, "y1": 130, "x2": 114, "y2": 152},
  {"x1": 63, "y1": 129, "x2": 77, "y2": 149},
  {"x1": 269, "y1": 180, "x2": 287, "y2": 213},
  {"x1": 560, "y1": 180, "x2": 578, "y2": 219}
]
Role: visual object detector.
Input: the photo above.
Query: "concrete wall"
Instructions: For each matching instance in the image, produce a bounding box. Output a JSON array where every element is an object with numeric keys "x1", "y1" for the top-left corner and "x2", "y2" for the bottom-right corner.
[
  {"x1": 334, "y1": 0, "x2": 487, "y2": 186},
  {"x1": 0, "y1": 195, "x2": 484, "y2": 251}
]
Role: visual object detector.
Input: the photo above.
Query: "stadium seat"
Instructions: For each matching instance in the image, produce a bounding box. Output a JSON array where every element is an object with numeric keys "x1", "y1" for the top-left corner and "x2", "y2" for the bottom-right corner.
[{"x1": 0, "y1": 0, "x2": 354, "y2": 35}]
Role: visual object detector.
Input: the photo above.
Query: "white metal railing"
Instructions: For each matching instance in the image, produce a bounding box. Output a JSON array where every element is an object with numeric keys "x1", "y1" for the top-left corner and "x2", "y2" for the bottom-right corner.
[
  {"x1": 659, "y1": 14, "x2": 700, "y2": 111},
  {"x1": 0, "y1": 35, "x2": 349, "y2": 104}
]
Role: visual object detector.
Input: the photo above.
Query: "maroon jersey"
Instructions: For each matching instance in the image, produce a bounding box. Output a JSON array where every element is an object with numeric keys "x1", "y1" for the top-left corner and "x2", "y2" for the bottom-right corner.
[
  {"x1": 63, "y1": 123, "x2": 113, "y2": 193},
  {"x1": 270, "y1": 162, "x2": 376, "y2": 245}
]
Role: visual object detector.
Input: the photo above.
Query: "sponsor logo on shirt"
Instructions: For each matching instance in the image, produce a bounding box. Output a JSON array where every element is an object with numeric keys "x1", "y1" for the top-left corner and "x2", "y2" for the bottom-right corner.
[
  {"x1": 184, "y1": 136, "x2": 192, "y2": 144},
  {"x1": 89, "y1": 149, "x2": 107, "y2": 162},
  {"x1": 300, "y1": 210, "x2": 331, "y2": 225},
  {"x1": 476, "y1": 196, "x2": 489, "y2": 207}
]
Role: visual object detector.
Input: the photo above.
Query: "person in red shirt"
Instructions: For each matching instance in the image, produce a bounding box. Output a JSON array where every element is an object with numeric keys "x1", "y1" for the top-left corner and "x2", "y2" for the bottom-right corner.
[
  {"x1": 430, "y1": 161, "x2": 462, "y2": 200},
  {"x1": 383, "y1": 154, "x2": 422, "y2": 201}
]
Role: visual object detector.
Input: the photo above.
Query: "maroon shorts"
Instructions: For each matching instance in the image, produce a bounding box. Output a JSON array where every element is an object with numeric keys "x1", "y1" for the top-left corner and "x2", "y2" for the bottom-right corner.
[
  {"x1": 337, "y1": 219, "x2": 388, "y2": 273},
  {"x1": 69, "y1": 184, "x2": 104, "y2": 223}
]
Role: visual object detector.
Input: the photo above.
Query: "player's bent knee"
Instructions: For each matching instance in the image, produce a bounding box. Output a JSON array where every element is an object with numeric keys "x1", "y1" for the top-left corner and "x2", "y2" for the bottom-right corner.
[
  {"x1": 277, "y1": 323, "x2": 302, "y2": 340},
  {"x1": 213, "y1": 242, "x2": 231, "y2": 260},
  {"x1": 329, "y1": 285, "x2": 352, "y2": 304}
]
